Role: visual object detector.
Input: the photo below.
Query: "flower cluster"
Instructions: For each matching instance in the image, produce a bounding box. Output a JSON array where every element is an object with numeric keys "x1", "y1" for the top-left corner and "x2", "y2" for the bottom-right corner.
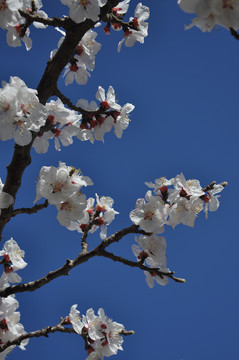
[
  {"x1": 35, "y1": 162, "x2": 118, "y2": 239},
  {"x1": 0, "y1": 76, "x2": 133, "y2": 149},
  {"x1": 130, "y1": 173, "x2": 225, "y2": 231},
  {"x1": 117, "y1": 3, "x2": 150, "y2": 52},
  {"x1": 130, "y1": 173, "x2": 225, "y2": 288},
  {"x1": 51, "y1": 28, "x2": 102, "y2": 86},
  {"x1": 178, "y1": 0, "x2": 239, "y2": 32},
  {"x1": 68, "y1": 306, "x2": 125, "y2": 360},
  {"x1": 77, "y1": 85, "x2": 134, "y2": 142},
  {"x1": 0, "y1": 238, "x2": 28, "y2": 359},
  {"x1": 132, "y1": 235, "x2": 170, "y2": 288},
  {"x1": 0, "y1": 0, "x2": 47, "y2": 50},
  {"x1": 33, "y1": 98, "x2": 81, "y2": 153},
  {"x1": 0, "y1": 76, "x2": 46, "y2": 146}
]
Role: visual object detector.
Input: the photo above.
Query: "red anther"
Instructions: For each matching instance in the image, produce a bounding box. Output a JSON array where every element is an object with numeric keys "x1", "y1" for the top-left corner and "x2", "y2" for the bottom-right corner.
[
  {"x1": 90, "y1": 119, "x2": 98, "y2": 128},
  {"x1": 4, "y1": 264, "x2": 13, "y2": 273},
  {"x1": 101, "y1": 338, "x2": 108, "y2": 346},
  {"x1": 87, "y1": 209, "x2": 94, "y2": 214},
  {"x1": 80, "y1": 224, "x2": 88, "y2": 231},
  {"x1": 137, "y1": 250, "x2": 148, "y2": 260},
  {"x1": 132, "y1": 17, "x2": 139, "y2": 28},
  {"x1": 64, "y1": 316, "x2": 71, "y2": 325},
  {"x1": 112, "y1": 111, "x2": 120, "y2": 121},
  {"x1": 202, "y1": 194, "x2": 210, "y2": 203},
  {"x1": 96, "y1": 205, "x2": 105, "y2": 212},
  {"x1": 0, "y1": 318, "x2": 8, "y2": 332},
  {"x1": 101, "y1": 323, "x2": 107, "y2": 329},
  {"x1": 124, "y1": 30, "x2": 132, "y2": 37},
  {"x1": 104, "y1": 25, "x2": 110, "y2": 35},
  {"x1": 3, "y1": 254, "x2": 10, "y2": 262},
  {"x1": 112, "y1": 23, "x2": 122, "y2": 30},
  {"x1": 97, "y1": 116, "x2": 105, "y2": 125},
  {"x1": 15, "y1": 24, "x2": 22, "y2": 36},
  {"x1": 47, "y1": 115, "x2": 55, "y2": 124},
  {"x1": 95, "y1": 218, "x2": 104, "y2": 226},
  {"x1": 100, "y1": 101, "x2": 110, "y2": 110},
  {"x1": 159, "y1": 185, "x2": 168, "y2": 194},
  {"x1": 70, "y1": 63, "x2": 78, "y2": 72},
  {"x1": 54, "y1": 128, "x2": 61, "y2": 137},
  {"x1": 76, "y1": 45, "x2": 84, "y2": 55},
  {"x1": 112, "y1": 7, "x2": 122, "y2": 15},
  {"x1": 179, "y1": 188, "x2": 188, "y2": 197}
]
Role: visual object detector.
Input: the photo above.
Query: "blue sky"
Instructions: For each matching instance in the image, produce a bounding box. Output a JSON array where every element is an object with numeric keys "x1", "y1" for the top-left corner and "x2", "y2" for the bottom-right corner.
[{"x1": 0, "y1": 1, "x2": 239, "y2": 360}]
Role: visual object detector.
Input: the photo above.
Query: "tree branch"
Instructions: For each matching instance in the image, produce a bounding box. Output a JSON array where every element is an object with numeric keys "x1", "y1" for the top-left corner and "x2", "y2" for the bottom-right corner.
[
  {"x1": 0, "y1": 320, "x2": 76, "y2": 353},
  {"x1": 98, "y1": 249, "x2": 186, "y2": 283},
  {"x1": 230, "y1": 27, "x2": 239, "y2": 40},
  {"x1": 18, "y1": 10, "x2": 65, "y2": 27},
  {"x1": 0, "y1": 317, "x2": 134, "y2": 354},
  {"x1": 0, "y1": 224, "x2": 149, "y2": 297},
  {"x1": 0, "y1": 200, "x2": 48, "y2": 219}
]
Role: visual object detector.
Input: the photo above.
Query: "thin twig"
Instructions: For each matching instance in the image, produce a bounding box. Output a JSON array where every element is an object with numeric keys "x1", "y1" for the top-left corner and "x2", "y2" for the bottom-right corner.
[
  {"x1": 98, "y1": 249, "x2": 186, "y2": 283},
  {"x1": 230, "y1": 27, "x2": 239, "y2": 40},
  {"x1": 18, "y1": 10, "x2": 66, "y2": 27},
  {"x1": 0, "y1": 321, "x2": 76, "y2": 353},
  {"x1": 0, "y1": 224, "x2": 150, "y2": 297},
  {"x1": 54, "y1": 87, "x2": 116, "y2": 117},
  {"x1": 0, "y1": 318, "x2": 134, "y2": 354},
  {"x1": 202, "y1": 180, "x2": 228, "y2": 193}
]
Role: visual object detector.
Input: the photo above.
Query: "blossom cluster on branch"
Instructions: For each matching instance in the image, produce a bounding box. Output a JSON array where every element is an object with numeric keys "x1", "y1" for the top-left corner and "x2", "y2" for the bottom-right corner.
[
  {"x1": 178, "y1": 0, "x2": 239, "y2": 32},
  {"x1": 0, "y1": 0, "x2": 229, "y2": 359},
  {"x1": 0, "y1": 238, "x2": 28, "y2": 358}
]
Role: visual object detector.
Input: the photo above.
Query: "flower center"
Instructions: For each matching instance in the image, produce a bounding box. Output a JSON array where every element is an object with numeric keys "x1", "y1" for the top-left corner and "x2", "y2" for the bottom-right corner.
[
  {"x1": 52, "y1": 182, "x2": 64, "y2": 193},
  {"x1": 144, "y1": 210, "x2": 154, "y2": 220},
  {"x1": 0, "y1": 1, "x2": 7, "y2": 11}
]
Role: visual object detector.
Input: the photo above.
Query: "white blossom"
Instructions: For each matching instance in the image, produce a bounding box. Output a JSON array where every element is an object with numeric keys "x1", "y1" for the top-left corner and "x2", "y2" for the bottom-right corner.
[
  {"x1": 118, "y1": 3, "x2": 150, "y2": 52},
  {"x1": 61, "y1": 0, "x2": 107, "y2": 24},
  {"x1": 35, "y1": 162, "x2": 93, "y2": 205}
]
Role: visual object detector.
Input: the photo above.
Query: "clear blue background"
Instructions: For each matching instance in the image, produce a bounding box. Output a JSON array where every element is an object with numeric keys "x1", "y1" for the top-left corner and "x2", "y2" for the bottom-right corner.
[{"x1": 0, "y1": 1, "x2": 238, "y2": 360}]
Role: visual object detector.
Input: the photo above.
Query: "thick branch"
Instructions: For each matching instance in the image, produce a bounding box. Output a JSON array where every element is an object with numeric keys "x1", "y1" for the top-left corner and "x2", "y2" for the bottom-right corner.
[
  {"x1": 0, "y1": 224, "x2": 148, "y2": 297},
  {"x1": 37, "y1": 0, "x2": 121, "y2": 104},
  {"x1": 1, "y1": 200, "x2": 48, "y2": 219},
  {"x1": 98, "y1": 249, "x2": 186, "y2": 283}
]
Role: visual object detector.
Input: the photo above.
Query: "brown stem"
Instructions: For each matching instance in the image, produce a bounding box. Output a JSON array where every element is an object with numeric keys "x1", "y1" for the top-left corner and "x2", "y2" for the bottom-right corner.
[
  {"x1": 1, "y1": 200, "x2": 48, "y2": 220},
  {"x1": 0, "y1": 319, "x2": 134, "y2": 354},
  {"x1": 18, "y1": 10, "x2": 66, "y2": 27},
  {"x1": 0, "y1": 321, "x2": 76, "y2": 353},
  {"x1": 0, "y1": 224, "x2": 148, "y2": 298},
  {"x1": 230, "y1": 27, "x2": 239, "y2": 40},
  {"x1": 98, "y1": 249, "x2": 185, "y2": 283}
]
